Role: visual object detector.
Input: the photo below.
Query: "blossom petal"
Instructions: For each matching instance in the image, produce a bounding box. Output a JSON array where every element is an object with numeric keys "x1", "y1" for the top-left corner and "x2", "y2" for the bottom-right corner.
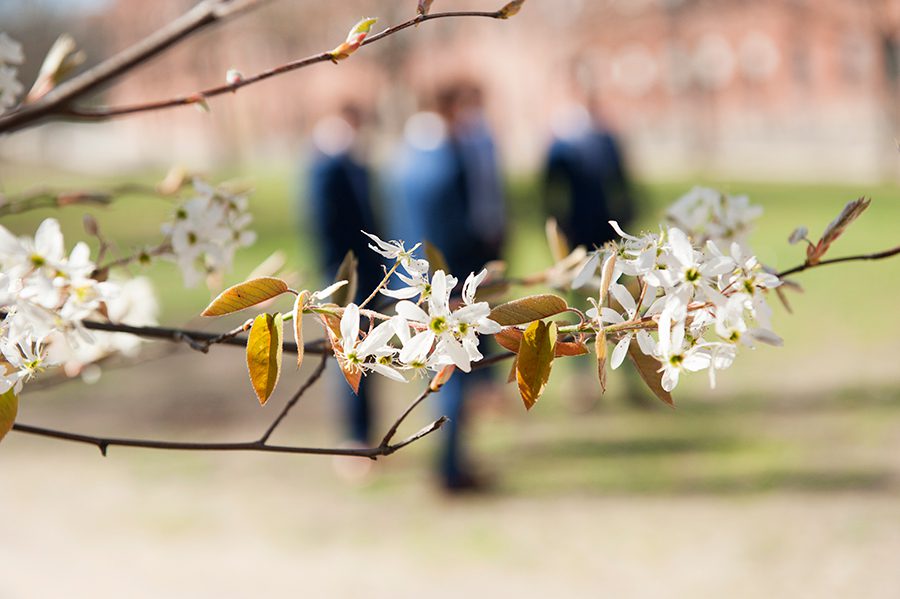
[
  {"x1": 608, "y1": 283, "x2": 636, "y2": 316},
  {"x1": 340, "y1": 303, "x2": 360, "y2": 350},
  {"x1": 395, "y1": 300, "x2": 429, "y2": 324},
  {"x1": 399, "y1": 330, "x2": 434, "y2": 364},
  {"x1": 610, "y1": 335, "x2": 630, "y2": 369},
  {"x1": 356, "y1": 319, "x2": 396, "y2": 357}
]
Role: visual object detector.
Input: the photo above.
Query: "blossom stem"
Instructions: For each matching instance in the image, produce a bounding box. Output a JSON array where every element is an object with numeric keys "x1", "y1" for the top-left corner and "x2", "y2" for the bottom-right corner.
[{"x1": 358, "y1": 260, "x2": 400, "y2": 310}]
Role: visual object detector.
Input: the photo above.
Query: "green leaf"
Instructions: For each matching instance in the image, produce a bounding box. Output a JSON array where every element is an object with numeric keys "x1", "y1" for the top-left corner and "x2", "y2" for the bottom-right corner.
[
  {"x1": 424, "y1": 241, "x2": 450, "y2": 276},
  {"x1": 202, "y1": 277, "x2": 290, "y2": 317},
  {"x1": 516, "y1": 320, "x2": 557, "y2": 410},
  {"x1": 332, "y1": 251, "x2": 358, "y2": 307},
  {"x1": 246, "y1": 313, "x2": 284, "y2": 405},
  {"x1": 0, "y1": 388, "x2": 17, "y2": 444},
  {"x1": 489, "y1": 294, "x2": 568, "y2": 326},
  {"x1": 627, "y1": 345, "x2": 673, "y2": 407}
]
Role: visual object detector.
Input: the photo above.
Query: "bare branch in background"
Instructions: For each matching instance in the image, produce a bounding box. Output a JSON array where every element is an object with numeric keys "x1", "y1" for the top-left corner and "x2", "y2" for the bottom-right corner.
[
  {"x1": 1, "y1": 9, "x2": 515, "y2": 129},
  {"x1": 0, "y1": 0, "x2": 270, "y2": 133}
]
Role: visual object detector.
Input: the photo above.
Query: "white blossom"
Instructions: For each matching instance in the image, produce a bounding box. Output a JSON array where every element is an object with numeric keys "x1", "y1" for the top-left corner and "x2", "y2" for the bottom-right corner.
[
  {"x1": 161, "y1": 178, "x2": 256, "y2": 287},
  {"x1": 362, "y1": 231, "x2": 428, "y2": 275}
]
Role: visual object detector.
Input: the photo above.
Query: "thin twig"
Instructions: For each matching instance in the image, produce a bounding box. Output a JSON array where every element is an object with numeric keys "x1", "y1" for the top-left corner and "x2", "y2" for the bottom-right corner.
[
  {"x1": 79, "y1": 319, "x2": 321, "y2": 354},
  {"x1": 358, "y1": 261, "x2": 399, "y2": 310},
  {"x1": 0, "y1": 0, "x2": 269, "y2": 134},
  {"x1": 379, "y1": 384, "x2": 436, "y2": 448},
  {"x1": 0, "y1": 182, "x2": 164, "y2": 217},
  {"x1": 11, "y1": 365, "x2": 448, "y2": 460},
  {"x1": 776, "y1": 245, "x2": 900, "y2": 278},
  {"x1": 10, "y1": 421, "x2": 446, "y2": 459},
  {"x1": 258, "y1": 352, "x2": 328, "y2": 444},
  {"x1": 56, "y1": 10, "x2": 511, "y2": 121}
]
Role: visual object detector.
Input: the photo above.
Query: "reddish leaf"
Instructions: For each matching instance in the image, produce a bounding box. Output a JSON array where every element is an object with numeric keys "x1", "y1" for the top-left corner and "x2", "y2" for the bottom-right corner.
[
  {"x1": 489, "y1": 294, "x2": 568, "y2": 326},
  {"x1": 627, "y1": 345, "x2": 673, "y2": 407}
]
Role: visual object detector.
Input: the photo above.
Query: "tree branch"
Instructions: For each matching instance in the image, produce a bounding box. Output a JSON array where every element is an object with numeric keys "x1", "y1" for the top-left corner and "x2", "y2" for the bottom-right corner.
[
  {"x1": 48, "y1": 10, "x2": 511, "y2": 122},
  {"x1": 78, "y1": 318, "x2": 516, "y2": 370},
  {"x1": 10, "y1": 421, "x2": 445, "y2": 458},
  {"x1": 776, "y1": 244, "x2": 900, "y2": 278},
  {"x1": 0, "y1": 0, "x2": 269, "y2": 134},
  {"x1": 80, "y1": 318, "x2": 323, "y2": 354},
  {"x1": 379, "y1": 384, "x2": 435, "y2": 448},
  {"x1": 10, "y1": 362, "x2": 447, "y2": 460}
]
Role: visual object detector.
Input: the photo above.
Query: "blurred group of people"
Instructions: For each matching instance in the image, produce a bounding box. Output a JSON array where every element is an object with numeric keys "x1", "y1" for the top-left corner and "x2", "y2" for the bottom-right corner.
[{"x1": 302, "y1": 80, "x2": 634, "y2": 493}]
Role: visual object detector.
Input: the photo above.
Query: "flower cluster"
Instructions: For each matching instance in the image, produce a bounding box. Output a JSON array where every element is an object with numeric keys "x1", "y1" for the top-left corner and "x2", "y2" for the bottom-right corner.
[
  {"x1": 328, "y1": 233, "x2": 500, "y2": 385},
  {"x1": 665, "y1": 186, "x2": 763, "y2": 249},
  {"x1": 0, "y1": 219, "x2": 156, "y2": 394},
  {"x1": 161, "y1": 178, "x2": 256, "y2": 287},
  {"x1": 0, "y1": 32, "x2": 24, "y2": 114},
  {"x1": 586, "y1": 217, "x2": 782, "y2": 392}
]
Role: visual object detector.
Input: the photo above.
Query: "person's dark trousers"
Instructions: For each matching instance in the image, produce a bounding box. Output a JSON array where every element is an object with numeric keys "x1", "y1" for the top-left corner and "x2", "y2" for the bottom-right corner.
[
  {"x1": 435, "y1": 374, "x2": 468, "y2": 485},
  {"x1": 341, "y1": 375, "x2": 373, "y2": 445}
]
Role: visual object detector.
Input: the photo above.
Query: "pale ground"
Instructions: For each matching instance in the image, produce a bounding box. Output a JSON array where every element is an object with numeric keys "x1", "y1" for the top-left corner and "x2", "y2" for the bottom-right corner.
[
  {"x1": 2, "y1": 302, "x2": 900, "y2": 599},
  {"x1": 3, "y1": 441, "x2": 900, "y2": 599}
]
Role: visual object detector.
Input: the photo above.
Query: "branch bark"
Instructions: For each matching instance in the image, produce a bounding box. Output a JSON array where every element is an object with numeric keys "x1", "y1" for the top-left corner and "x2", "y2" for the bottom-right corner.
[
  {"x1": 776, "y1": 244, "x2": 900, "y2": 278},
  {"x1": 11, "y1": 363, "x2": 447, "y2": 460},
  {"x1": 15, "y1": 10, "x2": 512, "y2": 125},
  {"x1": 0, "y1": 0, "x2": 268, "y2": 134}
]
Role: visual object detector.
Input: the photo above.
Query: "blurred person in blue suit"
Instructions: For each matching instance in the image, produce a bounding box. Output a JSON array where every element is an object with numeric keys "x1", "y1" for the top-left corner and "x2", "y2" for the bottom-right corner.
[
  {"x1": 387, "y1": 81, "x2": 506, "y2": 492},
  {"x1": 306, "y1": 102, "x2": 383, "y2": 451},
  {"x1": 544, "y1": 79, "x2": 646, "y2": 408},
  {"x1": 543, "y1": 94, "x2": 635, "y2": 249}
]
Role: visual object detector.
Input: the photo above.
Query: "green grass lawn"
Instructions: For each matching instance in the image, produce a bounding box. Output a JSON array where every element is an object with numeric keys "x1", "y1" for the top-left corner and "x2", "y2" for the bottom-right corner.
[{"x1": 2, "y1": 169, "x2": 899, "y2": 397}]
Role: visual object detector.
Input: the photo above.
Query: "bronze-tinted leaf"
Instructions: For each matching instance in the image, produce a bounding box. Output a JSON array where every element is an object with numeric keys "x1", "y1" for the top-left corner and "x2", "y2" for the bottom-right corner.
[
  {"x1": 808, "y1": 197, "x2": 871, "y2": 265},
  {"x1": 318, "y1": 311, "x2": 342, "y2": 340},
  {"x1": 494, "y1": 328, "x2": 523, "y2": 353},
  {"x1": 596, "y1": 330, "x2": 608, "y2": 394},
  {"x1": 556, "y1": 339, "x2": 589, "y2": 357},
  {"x1": 627, "y1": 345, "x2": 673, "y2": 407},
  {"x1": 498, "y1": 0, "x2": 525, "y2": 18},
  {"x1": 424, "y1": 241, "x2": 450, "y2": 276},
  {"x1": 598, "y1": 251, "x2": 617, "y2": 307},
  {"x1": 0, "y1": 388, "x2": 18, "y2": 443},
  {"x1": 430, "y1": 365, "x2": 456, "y2": 391},
  {"x1": 246, "y1": 313, "x2": 284, "y2": 405},
  {"x1": 338, "y1": 357, "x2": 361, "y2": 394},
  {"x1": 496, "y1": 326, "x2": 586, "y2": 357},
  {"x1": 332, "y1": 251, "x2": 358, "y2": 307},
  {"x1": 202, "y1": 277, "x2": 290, "y2": 317},
  {"x1": 507, "y1": 357, "x2": 518, "y2": 384},
  {"x1": 545, "y1": 217, "x2": 570, "y2": 263},
  {"x1": 292, "y1": 292, "x2": 309, "y2": 369},
  {"x1": 417, "y1": 0, "x2": 434, "y2": 16},
  {"x1": 489, "y1": 294, "x2": 568, "y2": 326},
  {"x1": 319, "y1": 311, "x2": 361, "y2": 394},
  {"x1": 516, "y1": 320, "x2": 557, "y2": 410}
]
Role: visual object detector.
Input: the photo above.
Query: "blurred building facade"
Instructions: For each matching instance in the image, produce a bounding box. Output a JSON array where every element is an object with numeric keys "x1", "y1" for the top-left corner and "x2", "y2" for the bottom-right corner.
[{"x1": 3, "y1": 0, "x2": 900, "y2": 181}]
